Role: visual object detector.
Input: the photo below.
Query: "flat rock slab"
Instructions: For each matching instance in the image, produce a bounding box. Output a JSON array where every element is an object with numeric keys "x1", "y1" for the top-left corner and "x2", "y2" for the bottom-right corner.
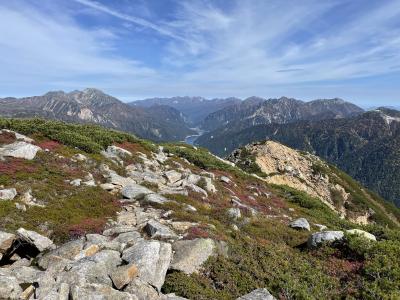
[
  {"x1": 143, "y1": 193, "x2": 170, "y2": 204},
  {"x1": 236, "y1": 288, "x2": 276, "y2": 300},
  {"x1": 0, "y1": 141, "x2": 41, "y2": 160},
  {"x1": 17, "y1": 227, "x2": 55, "y2": 252},
  {"x1": 307, "y1": 231, "x2": 344, "y2": 248},
  {"x1": 144, "y1": 219, "x2": 178, "y2": 240},
  {"x1": 164, "y1": 170, "x2": 182, "y2": 184},
  {"x1": 170, "y1": 238, "x2": 216, "y2": 274},
  {"x1": 122, "y1": 239, "x2": 172, "y2": 291},
  {"x1": 122, "y1": 184, "x2": 153, "y2": 200}
]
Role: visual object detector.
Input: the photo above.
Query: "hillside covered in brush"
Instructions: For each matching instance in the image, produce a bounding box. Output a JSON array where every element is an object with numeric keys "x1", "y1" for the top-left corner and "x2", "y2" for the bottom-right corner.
[
  {"x1": 197, "y1": 108, "x2": 400, "y2": 208},
  {"x1": 0, "y1": 118, "x2": 399, "y2": 299}
]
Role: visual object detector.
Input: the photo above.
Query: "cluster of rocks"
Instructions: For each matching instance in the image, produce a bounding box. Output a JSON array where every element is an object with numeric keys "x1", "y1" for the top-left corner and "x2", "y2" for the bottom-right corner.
[
  {"x1": 288, "y1": 217, "x2": 377, "y2": 248},
  {"x1": 97, "y1": 146, "x2": 217, "y2": 199},
  {"x1": 0, "y1": 195, "x2": 271, "y2": 299}
]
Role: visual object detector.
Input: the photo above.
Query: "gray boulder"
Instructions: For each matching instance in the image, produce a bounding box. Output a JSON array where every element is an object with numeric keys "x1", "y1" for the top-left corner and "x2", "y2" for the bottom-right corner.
[
  {"x1": 122, "y1": 239, "x2": 172, "y2": 291},
  {"x1": 38, "y1": 239, "x2": 84, "y2": 269},
  {"x1": 227, "y1": 207, "x2": 241, "y2": 220},
  {"x1": 0, "y1": 275, "x2": 22, "y2": 299},
  {"x1": 237, "y1": 288, "x2": 276, "y2": 300},
  {"x1": 124, "y1": 278, "x2": 160, "y2": 300},
  {"x1": 289, "y1": 218, "x2": 310, "y2": 231},
  {"x1": 0, "y1": 231, "x2": 16, "y2": 255},
  {"x1": 164, "y1": 170, "x2": 182, "y2": 184},
  {"x1": 108, "y1": 172, "x2": 136, "y2": 188},
  {"x1": 70, "y1": 283, "x2": 137, "y2": 300},
  {"x1": 144, "y1": 220, "x2": 178, "y2": 240},
  {"x1": 170, "y1": 238, "x2": 216, "y2": 274},
  {"x1": 112, "y1": 231, "x2": 141, "y2": 246},
  {"x1": 143, "y1": 193, "x2": 170, "y2": 204},
  {"x1": 307, "y1": 231, "x2": 344, "y2": 248},
  {"x1": 122, "y1": 184, "x2": 153, "y2": 200},
  {"x1": 220, "y1": 176, "x2": 231, "y2": 184},
  {"x1": 58, "y1": 250, "x2": 121, "y2": 286},
  {"x1": 16, "y1": 228, "x2": 55, "y2": 252},
  {"x1": 110, "y1": 263, "x2": 138, "y2": 290},
  {"x1": 0, "y1": 188, "x2": 17, "y2": 201},
  {"x1": 0, "y1": 141, "x2": 41, "y2": 160}
]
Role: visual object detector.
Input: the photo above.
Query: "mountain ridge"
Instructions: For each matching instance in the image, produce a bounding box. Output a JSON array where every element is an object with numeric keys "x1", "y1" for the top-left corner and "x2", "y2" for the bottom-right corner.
[{"x1": 0, "y1": 89, "x2": 194, "y2": 142}]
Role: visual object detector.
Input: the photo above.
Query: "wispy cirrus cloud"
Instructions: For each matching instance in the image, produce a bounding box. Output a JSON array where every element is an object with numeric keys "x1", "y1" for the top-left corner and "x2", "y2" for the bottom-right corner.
[{"x1": 1, "y1": 0, "x2": 400, "y2": 105}]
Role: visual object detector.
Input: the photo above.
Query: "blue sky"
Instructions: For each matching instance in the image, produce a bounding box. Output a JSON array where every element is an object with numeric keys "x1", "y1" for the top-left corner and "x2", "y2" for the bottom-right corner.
[{"x1": 0, "y1": 0, "x2": 399, "y2": 107}]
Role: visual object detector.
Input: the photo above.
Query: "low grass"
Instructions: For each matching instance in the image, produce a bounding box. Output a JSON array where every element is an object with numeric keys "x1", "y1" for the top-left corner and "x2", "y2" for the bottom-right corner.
[
  {"x1": 0, "y1": 187, "x2": 120, "y2": 243},
  {"x1": 0, "y1": 117, "x2": 156, "y2": 153}
]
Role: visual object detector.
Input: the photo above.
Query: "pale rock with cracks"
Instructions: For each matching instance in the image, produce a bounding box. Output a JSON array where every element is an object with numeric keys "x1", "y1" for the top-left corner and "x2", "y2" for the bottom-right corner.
[
  {"x1": 170, "y1": 238, "x2": 216, "y2": 274},
  {"x1": 16, "y1": 227, "x2": 55, "y2": 252},
  {"x1": 0, "y1": 141, "x2": 41, "y2": 160},
  {"x1": 122, "y1": 239, "x2": 172, "y2": 291}
]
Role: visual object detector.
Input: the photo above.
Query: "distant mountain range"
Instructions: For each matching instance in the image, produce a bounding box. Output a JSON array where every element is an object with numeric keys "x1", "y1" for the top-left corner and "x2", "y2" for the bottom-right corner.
[
  {"x1": 131, "y1": 96, "x2": 241, "y2": 125},
  {"x1": 0, "y1": 89, "x2": 194, "y2": 142},
  {"x1": 201, "y1": 96, "x2": 364, "y2": 131},
  {"x1": 3, "y1": 89, "x2": 400, "y2": 206},
  {"x1": 197, "y1": 108, "x2": 400, "y2": 206}
]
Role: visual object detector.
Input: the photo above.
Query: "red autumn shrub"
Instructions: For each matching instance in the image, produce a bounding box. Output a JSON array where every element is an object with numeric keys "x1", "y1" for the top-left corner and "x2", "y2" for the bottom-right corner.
[
  {"x1": 68, "y1": 218, "x2": 106, "y2": 238},
  {"x1": 185, "y1": 226, "x2": 210, "y2": 240},
  {"x1": 35, "y1": 140, "x2": 61, "y2": 151},
  {"x1": 0, "y1": 158, "x2": 38, "y2": 175}
]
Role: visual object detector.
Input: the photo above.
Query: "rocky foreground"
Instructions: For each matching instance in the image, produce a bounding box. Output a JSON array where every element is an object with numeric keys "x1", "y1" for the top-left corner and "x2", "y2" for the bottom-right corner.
[{"x1": 0, "y1": 120, "x2": 399, "y2": 299}]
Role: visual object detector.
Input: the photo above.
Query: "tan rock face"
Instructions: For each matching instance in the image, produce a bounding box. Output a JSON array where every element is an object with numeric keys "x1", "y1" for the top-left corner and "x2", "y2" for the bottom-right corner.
[
  {"x1": 251, "y1": 141, "x2": 337, "y2": 210},
  {"x1": 233, "y1": 141, "x2": 370, "y2": 224}
]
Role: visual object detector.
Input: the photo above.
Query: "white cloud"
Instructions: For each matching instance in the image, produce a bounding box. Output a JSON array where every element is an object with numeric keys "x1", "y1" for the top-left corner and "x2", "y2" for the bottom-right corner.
[{"x1": 0, "y1": 1, "x2": 155, "y2": 95}]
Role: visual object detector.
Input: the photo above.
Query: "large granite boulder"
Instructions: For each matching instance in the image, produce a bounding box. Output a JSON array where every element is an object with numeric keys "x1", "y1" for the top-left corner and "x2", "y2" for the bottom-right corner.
[
  {"x1": 16, "y1": 228, "x2": 55, "y2": 252},
  {"x1": 110, "y1": 263, "x2": 138, "y2": 290},
  {"x1": 122, "y1": 240, "x2": 172, "y2": 291},
  {"x1": 307, "y1": 231, "x2": 344, "y2": 248},
  {"x1": 289, "y1": 218, "x2": 310, "y2": 231},
  {"x1": 144, "y1": 220, "x2": 178, "y2": 241},
  {"x1": 0, "y1": 188, "x2": 17, "y2": 201},
  {"x1": 170, "y1": 238, "x2": 216, "y2": 274},
  {"x1": 0, "y1": 231, "x2": 16, "y2": 258},
  {"x1": 0, "y1": 275, "x2": 22, "y2": 299},
  {"x1": 0, "y1": 141, "x2": 41, "y2": 160}
]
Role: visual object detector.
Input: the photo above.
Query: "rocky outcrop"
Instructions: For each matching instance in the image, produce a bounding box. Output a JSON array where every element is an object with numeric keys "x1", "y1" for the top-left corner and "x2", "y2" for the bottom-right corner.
[{"x1": 228, "y1": 141, "x2": 378, "y2": 223}]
